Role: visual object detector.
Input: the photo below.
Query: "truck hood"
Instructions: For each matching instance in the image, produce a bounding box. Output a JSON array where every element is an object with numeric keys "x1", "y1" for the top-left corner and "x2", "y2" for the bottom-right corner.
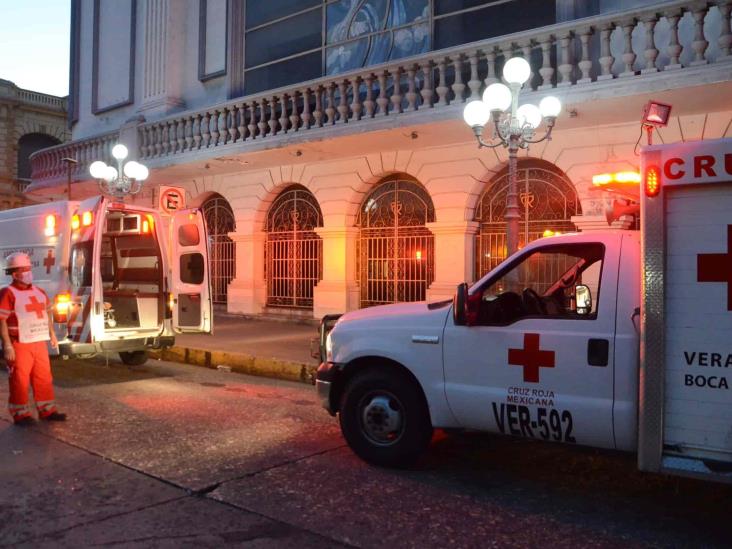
[{"x1": 338, "y1": 299, "x2": 452, "y2": 328}]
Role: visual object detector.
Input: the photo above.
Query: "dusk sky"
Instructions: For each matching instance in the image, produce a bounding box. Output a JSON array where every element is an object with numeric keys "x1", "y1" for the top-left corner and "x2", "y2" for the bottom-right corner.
[{"x1": 0, "y1": 0, "x2": 70, "y2": 97}]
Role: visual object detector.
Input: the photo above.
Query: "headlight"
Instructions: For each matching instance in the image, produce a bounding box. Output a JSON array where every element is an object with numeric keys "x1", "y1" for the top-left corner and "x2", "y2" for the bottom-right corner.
[{"x1": 325, "y1": 332, "x2": 333, "y2": 362}]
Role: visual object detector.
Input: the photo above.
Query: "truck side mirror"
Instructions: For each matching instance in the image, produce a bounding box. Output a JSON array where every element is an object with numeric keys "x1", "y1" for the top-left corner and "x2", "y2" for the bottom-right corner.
[
  {"x1": 575, "y1": 284, "x2": 592, "y2": 315},
  {"x1": 453, "y1": 282, "x2": 468, "y2": 326}
]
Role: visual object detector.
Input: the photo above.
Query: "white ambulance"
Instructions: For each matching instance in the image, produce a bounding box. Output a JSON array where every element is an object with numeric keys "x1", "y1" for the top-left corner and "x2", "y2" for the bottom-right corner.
[
  {"x1": 315, "y1": 137, "x2": 732, "y2": 483},
  {"x1": 0, "y1": 195, "x2": 212, "y2": 365}
]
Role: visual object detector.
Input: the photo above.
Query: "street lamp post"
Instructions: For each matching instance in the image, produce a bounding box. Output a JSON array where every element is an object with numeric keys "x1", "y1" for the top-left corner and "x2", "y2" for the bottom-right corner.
[
  {"x1": 61, "y1": 157, "x2": 78, "y2": 200},
  {"x1": 88, "y1": 144, "x2": 149, "y2": 199},
  {"x1": 463, "y1": 56, "x2": 562, "y2": 257}
]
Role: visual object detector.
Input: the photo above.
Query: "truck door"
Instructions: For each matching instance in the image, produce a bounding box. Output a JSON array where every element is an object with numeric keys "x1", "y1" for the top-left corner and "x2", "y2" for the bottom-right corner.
[
  {"x1": 443, "y1": 236, "x2": 621, "y2": 450},
  {"x1": 171, "y1": 208, "x2": 213, "y2": 333},
  {"x1": 68, "y1": 196, "x2": 105, "y2": 344}
]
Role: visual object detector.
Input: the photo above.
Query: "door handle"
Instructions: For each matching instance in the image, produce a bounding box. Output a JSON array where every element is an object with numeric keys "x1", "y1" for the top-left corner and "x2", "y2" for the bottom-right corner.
[{"x1": 587, "y1": 338, "x2": 609, "y2": 367}]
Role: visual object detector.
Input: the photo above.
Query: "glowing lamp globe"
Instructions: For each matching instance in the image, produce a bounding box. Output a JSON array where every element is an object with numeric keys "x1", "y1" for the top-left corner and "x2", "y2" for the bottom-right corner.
[
  {"x1": 482, "y1": 83, "x2": 512, "y2": 112},
  {"x1": 539, "y1": 96, "x2": 562, "y2": 118},
  {"x1": 112, "y1": 144, "x2": 129, "y2": 160},
  {"x1": 123, "y1": 161, "x2": 140, "y2": 179},
  {"x1": 89, "y1": 161, "x2": 108, "y2": 179},
  {"x1": 516, "y1": 103, "x2": 543, "y2": 129},
  {"x1": 463, "y1": 100, "x2": 491, "y2": 128},
  {"x1": 135, "y1": 165, "x2": 149, "y2": 181},
  {"x1": 503, "y1": 57, "x2": 531, "y2": 86},
  {"x1": 104, "y1": 166, "x2": 118, "y2": 182}
]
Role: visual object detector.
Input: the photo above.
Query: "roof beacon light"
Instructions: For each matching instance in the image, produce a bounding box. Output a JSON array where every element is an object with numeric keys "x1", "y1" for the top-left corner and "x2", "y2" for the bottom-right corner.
[{"x1": 44, "y1": 214, "x2": 58, "y2": 237}]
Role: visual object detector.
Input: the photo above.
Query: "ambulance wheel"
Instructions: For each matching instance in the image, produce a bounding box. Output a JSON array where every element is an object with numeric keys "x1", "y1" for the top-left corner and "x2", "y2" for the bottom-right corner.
[
  {"x1": 339, "y1": 367, "x2": 433, "y2": 468},
  {"x1": 119, "y1": 351, "x2": 149, "y2": 366}
]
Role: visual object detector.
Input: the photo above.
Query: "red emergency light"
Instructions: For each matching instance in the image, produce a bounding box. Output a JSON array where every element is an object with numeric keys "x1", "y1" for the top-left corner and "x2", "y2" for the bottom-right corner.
[
  {"x1": 644, "y1": 165, "x2": 661, "y2": 197},
  {"x1": 82, "y1": 211, "x2": 93, "y2": 227},
  {"x1": 44, "y1": 214, "x2": 59, "y2": 237},
  {"x1": 54, "y1": 293, "x2": 71, "y2": 323}
]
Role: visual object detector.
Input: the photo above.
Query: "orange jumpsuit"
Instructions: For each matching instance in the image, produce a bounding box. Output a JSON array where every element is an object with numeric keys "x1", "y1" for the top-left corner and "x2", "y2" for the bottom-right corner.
[{"x1": 0, "y1": 283, "x2": 58, "y2": 422}]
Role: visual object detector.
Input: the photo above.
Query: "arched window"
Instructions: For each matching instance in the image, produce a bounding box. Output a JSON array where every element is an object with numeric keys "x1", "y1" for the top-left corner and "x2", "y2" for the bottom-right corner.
[
  {"x1": 475, "y1": 159, "x2": 580, "y2": 279},
  {"x1": 202, "y1": 194, "x2": 236, "y2": 304},
  {"x1": 265, "y1": 185, "x2": 323, "y2": 309},
  {"x1": 17, "y1": 133, "x2": 61, "y2": 187},
  {"x1": 357, "y1": 175, "x2": 435, "y2": 307}
]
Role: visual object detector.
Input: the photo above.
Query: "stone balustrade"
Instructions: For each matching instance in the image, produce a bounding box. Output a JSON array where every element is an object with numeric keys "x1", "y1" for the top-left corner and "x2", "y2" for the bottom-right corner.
[
  {"x1": 30, "y1": 0, "x2": 732, "y2": 186},
  {"x1": 29, "y1": 131, "x2": 118, "y2": 185},
  {"x1": 16, "y1": 89, "x2": 67, "y2": 110}
]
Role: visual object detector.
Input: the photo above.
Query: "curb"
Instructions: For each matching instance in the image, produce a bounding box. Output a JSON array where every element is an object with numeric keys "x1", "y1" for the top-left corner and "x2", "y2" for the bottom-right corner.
[{"x1": 149, "y1": 346, "x2": 317, "y2": 384}]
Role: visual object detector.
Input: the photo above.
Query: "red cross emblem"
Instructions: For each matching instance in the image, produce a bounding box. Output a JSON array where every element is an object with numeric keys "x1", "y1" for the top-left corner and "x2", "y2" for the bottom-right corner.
[
  {"x1": 508, "y1": 333, "x2": 555, "y2": 383},
  {"x1": 697, "y1": 225, "x2": 732, "y2": 311},
  {"x1": 25, "y1": 296, "x2": 46, "y2": 319},
  {"x1": 43, "y1": 249, "x2": 55, "y2": 274}
]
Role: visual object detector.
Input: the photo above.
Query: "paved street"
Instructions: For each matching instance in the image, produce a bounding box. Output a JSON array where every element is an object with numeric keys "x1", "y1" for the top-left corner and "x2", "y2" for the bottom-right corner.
[{"x1": 1, "y1": 356, "x2": 730, "y2": 548}]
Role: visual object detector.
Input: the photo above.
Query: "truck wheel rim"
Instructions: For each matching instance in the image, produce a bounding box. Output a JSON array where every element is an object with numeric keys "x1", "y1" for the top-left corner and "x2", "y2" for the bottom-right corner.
[{"x1": 358, "y1": 391, "x2": 404, "y2": 446}]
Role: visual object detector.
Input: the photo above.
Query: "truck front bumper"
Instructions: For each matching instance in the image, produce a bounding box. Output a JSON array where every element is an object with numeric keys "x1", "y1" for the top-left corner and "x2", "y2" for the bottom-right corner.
[
  {"x1": 316, "y1": 361, "x2": 341, "y2": 416},
  {"x1": 59, "y1": 336, "x2": 175, "y2": 358}
]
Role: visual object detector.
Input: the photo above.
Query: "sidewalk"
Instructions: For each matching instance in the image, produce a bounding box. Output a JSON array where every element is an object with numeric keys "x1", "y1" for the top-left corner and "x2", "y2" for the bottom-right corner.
[{"x1": 151, "y1": 315, "x2": 321, "y2": 383}]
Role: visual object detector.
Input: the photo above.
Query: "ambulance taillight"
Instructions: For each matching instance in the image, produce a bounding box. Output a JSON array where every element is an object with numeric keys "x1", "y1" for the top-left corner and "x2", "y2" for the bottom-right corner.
[
  {"x1": 644, "y1": 165, "x2": 661, "y2": 197},
  {"x1": 54, "y1": 293, "x2": 71, "y2": 323},
  {"x1": 82, "y1": 211, "x2": 93, "y2": 226},
  {"x1": 44, "y1": 214, "x2": 59, "y2": 237},
  {"x1": 71, "y1": 214, "x2": 80, "y2": 230}
]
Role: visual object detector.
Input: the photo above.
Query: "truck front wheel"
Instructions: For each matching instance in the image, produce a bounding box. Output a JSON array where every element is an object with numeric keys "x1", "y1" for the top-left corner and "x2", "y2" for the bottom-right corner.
[
  {"x1": 119, "y1": 350, "x2": 149, "y2": 366},
  {"x1": 339, "y1": 367, "x2": 433, "y2": 468}
]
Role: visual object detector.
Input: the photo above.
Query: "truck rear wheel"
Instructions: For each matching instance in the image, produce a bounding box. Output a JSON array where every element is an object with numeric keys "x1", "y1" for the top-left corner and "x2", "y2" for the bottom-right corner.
[
  {"x1": 119, "y1": 350, "x2": 149, "y2": 366},
  {"x1": 339, "y1": 367, "x2": 433, "y2": 468}
]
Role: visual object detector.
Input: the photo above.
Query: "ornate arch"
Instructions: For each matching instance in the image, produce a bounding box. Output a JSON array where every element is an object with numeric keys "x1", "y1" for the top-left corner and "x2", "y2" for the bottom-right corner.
[
  {"x1": 357, "y1": 174, "x2": 435, "y2": 307},
  {"x1": 201, "y1": 193, "x2": 236, "y2": 304},
  {"x1": 265, "y1": 185, "x2": 324, "y2": 309},
  {"x1": 474, "y1": 158, "x2": 581, "y2": 278}
]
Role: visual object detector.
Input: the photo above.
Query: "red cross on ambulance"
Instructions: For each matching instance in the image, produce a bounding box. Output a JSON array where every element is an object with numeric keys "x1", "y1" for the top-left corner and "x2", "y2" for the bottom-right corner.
[
  {"x1": 697, "y1": 224, "x2": 732, "y2": 311},
  {"x1": 508, "y1": 333, "x2": 555, "y2": 383},
  {"x1": 44, "y1": 249, "x2": 55, "y2": 274}
]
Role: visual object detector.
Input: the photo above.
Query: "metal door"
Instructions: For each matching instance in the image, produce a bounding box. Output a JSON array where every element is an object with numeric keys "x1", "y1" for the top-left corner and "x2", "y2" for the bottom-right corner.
[
  {"x1": 357, "y1": 177, "x2": 435, "y2": 307},
  {"x1": 202, "y1": 195, "x2": 236, "y2": 305},
  {"x1": 265, "y1": 185, "x2": 323, "y2": 309},
  {"x1": 476, "y1": 161, "x2": 580, "y2": 279}
]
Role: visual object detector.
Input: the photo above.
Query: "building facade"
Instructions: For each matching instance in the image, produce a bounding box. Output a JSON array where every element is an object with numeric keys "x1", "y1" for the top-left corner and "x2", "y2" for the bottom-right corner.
[
  {"x1": 0, "y1": 79, "x2": 69, "y2": 210},
  {"x1": 29, "y1": 0, "x2": 732, "y2": 318}
]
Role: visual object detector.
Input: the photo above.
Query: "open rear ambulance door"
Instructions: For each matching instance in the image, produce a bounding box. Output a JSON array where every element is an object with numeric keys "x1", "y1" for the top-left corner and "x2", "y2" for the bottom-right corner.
[
  {"x1": 171, "y1": 208, "x2": 213, "y2": 334},
  {"x1": 67, "y1": 196, "x2": 106, "y2": 346}
]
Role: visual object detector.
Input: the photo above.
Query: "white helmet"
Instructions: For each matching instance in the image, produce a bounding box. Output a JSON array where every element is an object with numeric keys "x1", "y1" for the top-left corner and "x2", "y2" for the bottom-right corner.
[{"x1": 5, "y1": 252, "x2": 32, "y2": 274}]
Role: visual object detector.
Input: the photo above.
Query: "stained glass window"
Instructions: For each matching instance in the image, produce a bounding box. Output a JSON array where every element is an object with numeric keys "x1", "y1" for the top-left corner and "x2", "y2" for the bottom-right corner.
[{"x1": 325, "y1": 0, "x2": 430, "y2": 75}]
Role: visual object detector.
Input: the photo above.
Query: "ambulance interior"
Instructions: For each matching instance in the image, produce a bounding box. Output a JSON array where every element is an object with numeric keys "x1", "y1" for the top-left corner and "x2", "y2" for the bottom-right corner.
[{"x1": 100, "y1": 211, "x2": 164, "y2": 331}]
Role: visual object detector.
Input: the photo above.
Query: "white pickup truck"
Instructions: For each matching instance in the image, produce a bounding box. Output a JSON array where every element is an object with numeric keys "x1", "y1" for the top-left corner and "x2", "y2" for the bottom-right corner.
[{"x1": 315, "y1": 137, "x2": 732, "y2": 484}]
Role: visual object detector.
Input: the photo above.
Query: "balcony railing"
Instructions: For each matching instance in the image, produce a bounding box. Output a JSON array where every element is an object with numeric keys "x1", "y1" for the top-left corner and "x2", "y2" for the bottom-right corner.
[
  {"x1": 31, "y1": 0, "x2": 732, "y2": 187},
  {"x1": 17, "y1": 89, "x2": 67, "y2": 110},
  {"x1": 30, "y1": 131, "x2": 118, "y2": 185}
]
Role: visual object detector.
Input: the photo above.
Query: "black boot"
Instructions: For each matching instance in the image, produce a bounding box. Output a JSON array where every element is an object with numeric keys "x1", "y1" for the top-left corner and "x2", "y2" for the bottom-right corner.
[{"x1": 42, "y1": 411, "x2": 67, "y2": 422}]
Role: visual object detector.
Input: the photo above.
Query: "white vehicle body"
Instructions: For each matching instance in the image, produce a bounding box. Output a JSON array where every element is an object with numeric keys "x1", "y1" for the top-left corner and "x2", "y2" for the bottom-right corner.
[
  {"x1": 316, "y1": 137, "x2": 732, "y2": 483},
  {"x1": 0, "y1": 196, "x2": 212, "y2": 360}
]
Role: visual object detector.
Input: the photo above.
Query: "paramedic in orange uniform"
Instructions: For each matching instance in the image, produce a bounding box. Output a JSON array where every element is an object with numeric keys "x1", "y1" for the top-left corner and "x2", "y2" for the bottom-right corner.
[{"x1": 0, "y1": 252, "x2": 66, "y2": 425}]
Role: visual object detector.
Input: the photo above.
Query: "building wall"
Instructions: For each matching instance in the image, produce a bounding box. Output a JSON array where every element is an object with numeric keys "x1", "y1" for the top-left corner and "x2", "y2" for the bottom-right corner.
[
  {"x1": 70, "y1": 0, "x2": 698, "y2": 140},
  {"x1": 0, "y1": 80, "x2": 69, "y2": 210},
  {"x1": 140, "y1": 108, "x2": 731, "y2": 318}
]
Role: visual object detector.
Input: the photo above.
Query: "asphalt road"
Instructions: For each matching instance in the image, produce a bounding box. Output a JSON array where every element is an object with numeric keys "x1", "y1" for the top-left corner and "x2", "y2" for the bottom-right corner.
[{"x1": 1, "y1": 357, "x2": 730, "y2": 548}]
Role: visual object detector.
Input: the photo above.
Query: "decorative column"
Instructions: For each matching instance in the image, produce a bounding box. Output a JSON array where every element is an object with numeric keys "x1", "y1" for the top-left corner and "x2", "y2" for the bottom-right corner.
[
  {"x1": 424, "y1": 221, "x2": 480, "y2": 301},
  {"x1": 226, "y1": 230, "x2": 267, "y2": 315},
  {"x1": 139, "y1": 0, "x2": 186, "y2": 115},
  {"x1": 313, "y1": 226, "x2": 360, "y2": 318}
]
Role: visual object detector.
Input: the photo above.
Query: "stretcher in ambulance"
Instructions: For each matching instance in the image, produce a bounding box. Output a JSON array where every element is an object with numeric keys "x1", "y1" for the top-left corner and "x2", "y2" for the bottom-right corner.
[
  {"x1": 0, "y1": 196, "x2": 212, "y2": 365},
  {"x1": 314, "y1": 137, "x2": 732, "y2": 484}
]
